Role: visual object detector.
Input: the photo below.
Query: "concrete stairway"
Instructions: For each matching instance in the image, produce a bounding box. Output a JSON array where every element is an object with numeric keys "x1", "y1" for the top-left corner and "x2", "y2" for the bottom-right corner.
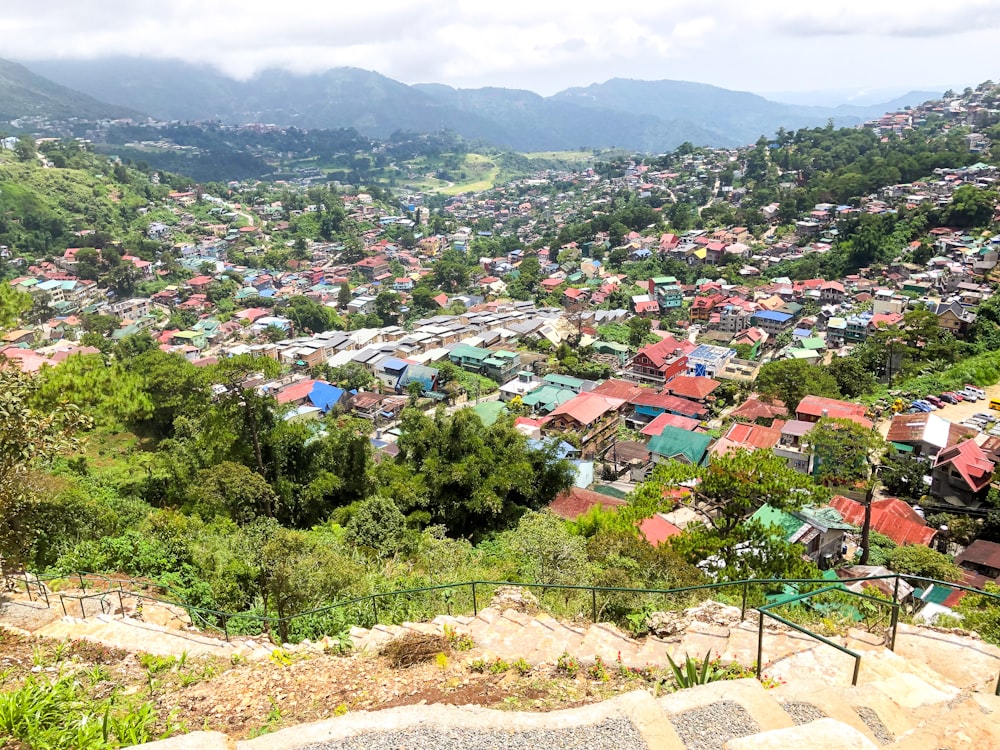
[{"x1": 135, "y1": 678, "x2": 1000, "y2": 749}]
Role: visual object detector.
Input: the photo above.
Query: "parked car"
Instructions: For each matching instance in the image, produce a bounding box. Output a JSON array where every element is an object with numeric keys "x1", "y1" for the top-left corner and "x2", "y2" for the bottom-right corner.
[
  {"x1": 943, "y1": 391, "x2": 964, "y2": 402},
  {"x1": 925, "y1": 396, "x2": 944, "y2": 408},
  {"x1": 911, "y1": 401, "x2": 933, "y2": 412},
  {"x1": 938, "y1": 393, "x2": 959, "y2": 405},
  {"x1": 966, "y1": 385, "x2": 987, "y2": 398},
  {"x1": 959, "y1": 389, "x2": 982, "y2": 401}
]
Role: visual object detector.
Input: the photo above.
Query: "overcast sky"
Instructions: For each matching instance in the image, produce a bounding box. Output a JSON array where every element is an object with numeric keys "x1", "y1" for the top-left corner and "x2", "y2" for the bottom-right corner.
[{"x1": 6, "y1": 1, "x2": 999, "y2": 100}]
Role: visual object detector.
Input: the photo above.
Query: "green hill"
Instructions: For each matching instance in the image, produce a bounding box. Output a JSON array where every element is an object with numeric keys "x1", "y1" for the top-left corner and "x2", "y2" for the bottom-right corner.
[{"x1": 0, "y1": 58, "x2": 138, "y2": 123}]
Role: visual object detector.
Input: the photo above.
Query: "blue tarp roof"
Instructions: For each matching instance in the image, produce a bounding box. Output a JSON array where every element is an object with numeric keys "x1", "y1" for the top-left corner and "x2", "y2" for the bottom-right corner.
[{"x1": 308, "y1": 382, "x2": 346, "y2": 413}]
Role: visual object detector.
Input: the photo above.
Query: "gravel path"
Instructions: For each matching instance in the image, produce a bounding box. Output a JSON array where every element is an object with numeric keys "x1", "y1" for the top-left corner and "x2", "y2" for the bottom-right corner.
[
  {"x1": 854, "y1": 706, "x2": 894, "y2": 745},
  {"x1": 670, "y1": 700, "x2": 758, "y2": 750},
  {"x1": 781, "y1": 701, "x2": 827, "y2": 725},
  {"x1": 298, "y1": 716, "x2": 647, "y2": 750},
  {"x1": 0, "y1": 596, "x2": 59, "y2": 631}
]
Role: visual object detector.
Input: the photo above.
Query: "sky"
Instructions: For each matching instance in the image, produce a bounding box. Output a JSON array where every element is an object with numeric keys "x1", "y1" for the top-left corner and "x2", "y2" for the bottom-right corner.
[{"x1": 5, "y1": 1, "x2": 1000, "y2": 100}]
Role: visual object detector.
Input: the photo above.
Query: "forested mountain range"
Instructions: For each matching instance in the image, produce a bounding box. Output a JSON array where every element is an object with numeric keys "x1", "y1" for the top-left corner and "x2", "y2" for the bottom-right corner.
[
  {"x1": 23, "y1": 57, "x2": 935, "y2": 151},
  {"x1": 0, "y1": 58, "x2": 136, "y2": 122}
]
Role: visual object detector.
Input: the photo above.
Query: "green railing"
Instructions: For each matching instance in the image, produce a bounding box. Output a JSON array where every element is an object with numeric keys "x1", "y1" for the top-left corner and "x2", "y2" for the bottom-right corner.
[{"x1": 6, "y1": 570, "x2": 1000, "y2": 692}]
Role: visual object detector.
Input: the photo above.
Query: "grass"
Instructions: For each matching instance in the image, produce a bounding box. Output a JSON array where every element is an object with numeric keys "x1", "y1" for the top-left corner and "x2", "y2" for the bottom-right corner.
[
  {"x1": 520, "y1": 150, "x2": 596, "y2": 162},
  {"x1": 405, "y1": 153, "x2": 501, "y2": 195}
]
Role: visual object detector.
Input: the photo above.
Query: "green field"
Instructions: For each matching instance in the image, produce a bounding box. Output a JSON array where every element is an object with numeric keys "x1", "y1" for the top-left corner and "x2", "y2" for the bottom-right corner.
[
  {"x1": 521, "y1": 150, "x2": 596, "y2": 162},
  {"x1": 405, "y1": 153, "x2": 501, "y2": 195}
]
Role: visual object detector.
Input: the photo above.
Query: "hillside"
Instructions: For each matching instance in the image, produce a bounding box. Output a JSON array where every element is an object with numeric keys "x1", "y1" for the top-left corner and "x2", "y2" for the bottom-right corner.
[
  {"x1": 24, "y1": 57, "x2": 935, "y2": 151},
  {"x1": 0, "y1": 59, "x2": 137, "y2": 124}
]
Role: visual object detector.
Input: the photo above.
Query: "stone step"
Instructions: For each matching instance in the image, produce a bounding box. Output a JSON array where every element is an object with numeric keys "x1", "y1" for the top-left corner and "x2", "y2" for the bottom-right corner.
[
  {"x1": 770, "y1": 676, "x2": 904, "y2": 745},
  {"x1": 723, "y1": 717, "x2": 879, "y2": 750},
  {"x1": 892, "y1": 623, "x2": 1000, "y2": 692},
  {"x1": 889, "y1": 697, "x2": 1000, "y2": 749},
  {"x1": 660, "y1": 678, "x2": 795, "y2": 738}
]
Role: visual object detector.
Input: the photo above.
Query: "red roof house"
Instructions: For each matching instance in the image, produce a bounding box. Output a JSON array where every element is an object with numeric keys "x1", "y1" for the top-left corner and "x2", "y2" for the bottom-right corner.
[{"x1": 829, "y1": 496, "x2": 936, "y2": 547}]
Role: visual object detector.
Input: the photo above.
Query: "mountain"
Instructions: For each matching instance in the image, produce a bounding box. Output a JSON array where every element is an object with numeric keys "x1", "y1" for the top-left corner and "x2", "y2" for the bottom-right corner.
[
  {"x1": 23, "y1": 57, "x2": 938, "y2": 151},
  {"x1": 549, "y1": 78, "x2": 934, "y2": 145},
  {"x1": 0, "y1": 58, "x2": 138, "y2": 123}
]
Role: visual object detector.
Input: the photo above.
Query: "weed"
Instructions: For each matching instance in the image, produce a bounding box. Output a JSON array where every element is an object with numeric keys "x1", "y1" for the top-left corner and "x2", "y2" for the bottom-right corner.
[
  {"x1": 333, "y1": 703, "x2": 348, "y2": 717},
  {"x1": 489, "y1": 658, "x2": 511, "y2": 674},
  {"x1": 50, "y1": 641, "x2": 69, "y2": 664},
  {"x1": 556, "y1": 652, "x2": 580, "y2": 678},
  {"x1": 586, "y1": 655, "x2": 610, "y2": 682},
  {"x1": 31, "y1": 645, "x2": 46, "y2": 668},
  {"x1": 269, "y1": 648, "x2": 294, "y2": 667},
  {"x1": 139, "y1": 653, "x2": 176, "y2": 675},
  {"x1": 435, "y1": 652, "x2": 449, "y2": 670},
  {"x1": 86, "y1": 665, "x2": 112, "y2": 684},
  {"x1": 230, "y1": 652, "x2": 247, "y2": 666},
  {"x1": 469, "y1": 658, "x2": 488, "y2": 673},
  {"x1": 443, "y1": 624, "x2": 475, "y2": 651},
  {"x1": 323, "y1": 627, "x2": 354, "y2": 656},
  {"x1": 512, "y1": 657, "x2": 531, "y2": 675},
  {"x1": 380, "y1": 632, "x2": 448, "y2": 669}
]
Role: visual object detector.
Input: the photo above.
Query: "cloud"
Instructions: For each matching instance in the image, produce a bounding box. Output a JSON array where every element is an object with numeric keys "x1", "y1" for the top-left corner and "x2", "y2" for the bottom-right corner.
[{"x1": 3, "y1": 1, "x2": 998, "y2": 93}]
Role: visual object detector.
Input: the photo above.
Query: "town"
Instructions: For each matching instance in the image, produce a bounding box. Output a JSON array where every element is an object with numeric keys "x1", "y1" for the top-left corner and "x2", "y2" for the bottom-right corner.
[{"x1": 5, "y1": 77, "x2": 1000, "y2": 747}]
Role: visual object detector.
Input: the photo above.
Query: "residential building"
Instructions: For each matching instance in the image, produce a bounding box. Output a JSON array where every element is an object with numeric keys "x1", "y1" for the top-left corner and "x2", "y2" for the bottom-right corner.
[
  {"x1": 752, "y1": 504, "x2": 853, "y2": 567},
  {"x1": 956, "y1": 540, "x2": 1000, "y2": 579},
  {"x1": 830, "y1": 496, "x2": 937, "y2": 547},
  {"x1": 542, "y1": 392, "x2": 626, "y2": 459},
  {"x1": 647, "y1": 426, "x2": 713, "y2": 465},
  {"x1": 685, "y1": 344, "x2": 735, "y2": 378},
  {"x1": 885, "y1": 413, "x2": 975, "y2": 458},
  {"x1": 795, "y1": 395, "x2": 872, "y2": 428},
  {"x1": 499, "y1": 371, "x2": 541, "y2": 402},
  {"x1": 751, "y1": 310, "x2": 793, "y2": 336},
  {"x1": 931, "y1": 439, "x2": 995, "y2": 506},
  {"x1": 774, "y1": 419, "x2": 815, "y2": 474},
  {"x1": 627, "y1": 336, "x2": 690, "y2": 385}
]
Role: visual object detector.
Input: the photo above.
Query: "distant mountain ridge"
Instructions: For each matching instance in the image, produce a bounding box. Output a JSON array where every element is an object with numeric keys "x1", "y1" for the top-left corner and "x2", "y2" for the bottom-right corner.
[
  {"x1": 22, "y1": 57, "x2": 937, "y2": 151},
  {"x1": 0, "y1": 58, "x2": 137, "y2": 123}
]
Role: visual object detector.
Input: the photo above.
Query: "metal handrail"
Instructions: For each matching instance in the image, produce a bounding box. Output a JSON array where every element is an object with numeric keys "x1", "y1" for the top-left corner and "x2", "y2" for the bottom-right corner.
[{"x1": 9, "y1": 570, "x2": 1000, "y2": 692}]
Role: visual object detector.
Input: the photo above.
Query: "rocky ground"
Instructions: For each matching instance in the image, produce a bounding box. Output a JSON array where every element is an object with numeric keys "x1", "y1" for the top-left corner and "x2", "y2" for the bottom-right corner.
[{"x1": 0, "y1": 624, "x2": 668, "y2": 743}]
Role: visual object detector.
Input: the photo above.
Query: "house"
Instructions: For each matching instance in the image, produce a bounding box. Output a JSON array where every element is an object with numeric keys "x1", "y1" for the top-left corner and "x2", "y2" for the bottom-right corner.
[
  {"x1": 628, "y1": 391, "x2": 708, "y2": 427},
  {"x1": 499, "y1": 371, "x2": 541, "y2": 402},
  {"x1": 639, "y1": 412, "x2": 701, "y2": 437},
  {"x1": 752, "y1": 504, "x2": 852, "y2": 567},
  {"x1": 933, "y1": 301, "x2": 976, "y2": 339},
  {"x1": 829, "y1": 495, "x2": 937, "y2": 547},
  {"x1": 354, "y1": 256, "x2": 391, "y2": 280},
  {"x1": 374, "y1": 357, "x2": 410, "y2": 390},
  {"x1": 885, "y1": 413, "x2": 975, "y2": 458},
  {"x1": 795, "y1": 395, "x2": 872, "y2": 428},
  {"x1": 346, "y1": 296, "x2": 377, "y2": 315},
  {"x1": 719, "y1": 305, "x2": 752, "y2": 334},
  {"x1": 542, "y1": 373, "x2": 594, "y2": 394},
  {"x1": 627, "y1": 336, "x2": 691, "y2": 385},
  {"x1": 774, "y1": 419, "x2": 815, "y2": 473},
  {"x1": 648, "y1": 276, "x2": 683, "y2": 309},
  {"x1": 638, "y1": 514, "x2": 683, "y2": 546},
  {"x1": 690, "y1": 293, "x2": 725, "y2": 322},
  {"x1": 685, "y1": 344, "x2": 735, "y2": 378},
  {"x1": 647, "y1": 426, "x2": 713, "y2": 465},
  {"x1": 664, "y1": 375, "x2": 720, "y2": 403},
  {"x1": 547, "y1": 487, "x2": 627, "y2": 520},
  {"x1": 931, "y1": 439, "x2": 995, "y2": 507},
  {"x1": 543, "y1": 391, "x2": 626, "y2": 459},
  {"x1": 521, "y1": 384, "x2": 577, "y2": 414},
  {"x1": 398, "y1": 363, "x2": 439, "y2": 394},
  {"x1": 730, "y1": 395, "x2": 787, "y2": 425},
  {"x1": 956, "y1": 540, "x2": 1000, "y2": 579},
  {"x1": 820, "y1": 281, "x2": 845, "y2": 305},
  {"x1": 731, "y1": 327, "x2": 767, "y2": 359},
  {"x1": 482, "y1": 350, "x2": 521, "y2": 382},
  {"x1": 713, "y1": 421, "x2": 782, "y2": 454},
  {"x1": 349, "y1": 391, "x2": 385, "y2": 420},
  {"x1": 751, "y1": 310, "x2": 793, "y2": 336}
]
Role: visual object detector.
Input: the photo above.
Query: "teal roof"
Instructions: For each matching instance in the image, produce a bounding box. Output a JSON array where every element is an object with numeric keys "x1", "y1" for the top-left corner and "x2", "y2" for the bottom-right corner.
[
  {"x1": 470, "y1": 401, "x2": 508, "y2": 426},
  {"x1": 521, "y1": 385, "x2": 576, "y2": 412},
  {"x1": 648, "y1": 426, "x2": 712, "y2": 465},
  {"x1": 543, "y1": 373, "x2": 584, "y2": 389},
  {"x1": 752, "y1": 504, "x2": 804, "y2": 541},
  {"x1": 795, "y1": 505, "x2": 854, "y2": 532},
  {"x1": 788, "y1": 349, "x2": 821, "y2": 360},
  {"x1": 795, "y1": 337, "x2": 826, "y2": 350}
]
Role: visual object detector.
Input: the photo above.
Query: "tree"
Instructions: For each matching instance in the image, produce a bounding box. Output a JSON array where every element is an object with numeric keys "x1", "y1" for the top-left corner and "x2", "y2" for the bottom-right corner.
[
  {"x1": 886, "y1": 544, "x2": 962, "y2": 582},
  {"x1": 187, "y1": 461, "x2": 278, "y2": 523},
  {"x1": 657, "y1": 449, "x2": 827, "y2": 579},
  {"x1": 880, "y1": 453, "x2": 929, "y2": 501},
  {"x1": 337, "y1": 282, "x2": 352, "y2": 310},
  {"x1": 626, "y1": 316, "x2": 652, "y2": 347},
  {"x1": 344, "y1": 495, "x2": 407, "y2": 557},
  {"x1": 944, "y1": 185, "x2": 997, "y2": 229},
  {"x1": 828, "y1": 356, "x2": 879, "y2": 398},
  {"x1": 755, "y1": 359, "x2": 840, "y2": 410},
  {"x1": 374, "y1": 291, "x2": 401, "y2": 326},
  {"x1": 209, "y1": 355, "x2": 281, "y2": 476},
  {"x1": 504, "y1": 511, "x2": 590, "y2": 586},
  {"x1": 803, "y1": 417, "x2": 884, "y2": 564},
  {"x1": 286, "y1": 295, "x2": 335, "y2": 334},
  {"x1": 0, "y1": 369, "x2": 91, "y2": 573},
  {"x1": 14, "y1": 136, "x2": 36, "y2": 163},
  {"x1": 0, "y1": 284, "x2": 32, "y2": 331},
  {"x1": 804, "y1": 417, "x2": 885, "y2": 487}
]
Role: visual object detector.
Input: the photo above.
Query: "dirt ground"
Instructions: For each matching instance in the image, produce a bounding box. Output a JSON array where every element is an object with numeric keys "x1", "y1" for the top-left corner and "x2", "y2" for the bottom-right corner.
[
  {"x1": 0, "y1": 626, "x2": 659, "y2": 743},
  {"x1": 878, "y1": 382, "x2": 1000, "y2": 437}
]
